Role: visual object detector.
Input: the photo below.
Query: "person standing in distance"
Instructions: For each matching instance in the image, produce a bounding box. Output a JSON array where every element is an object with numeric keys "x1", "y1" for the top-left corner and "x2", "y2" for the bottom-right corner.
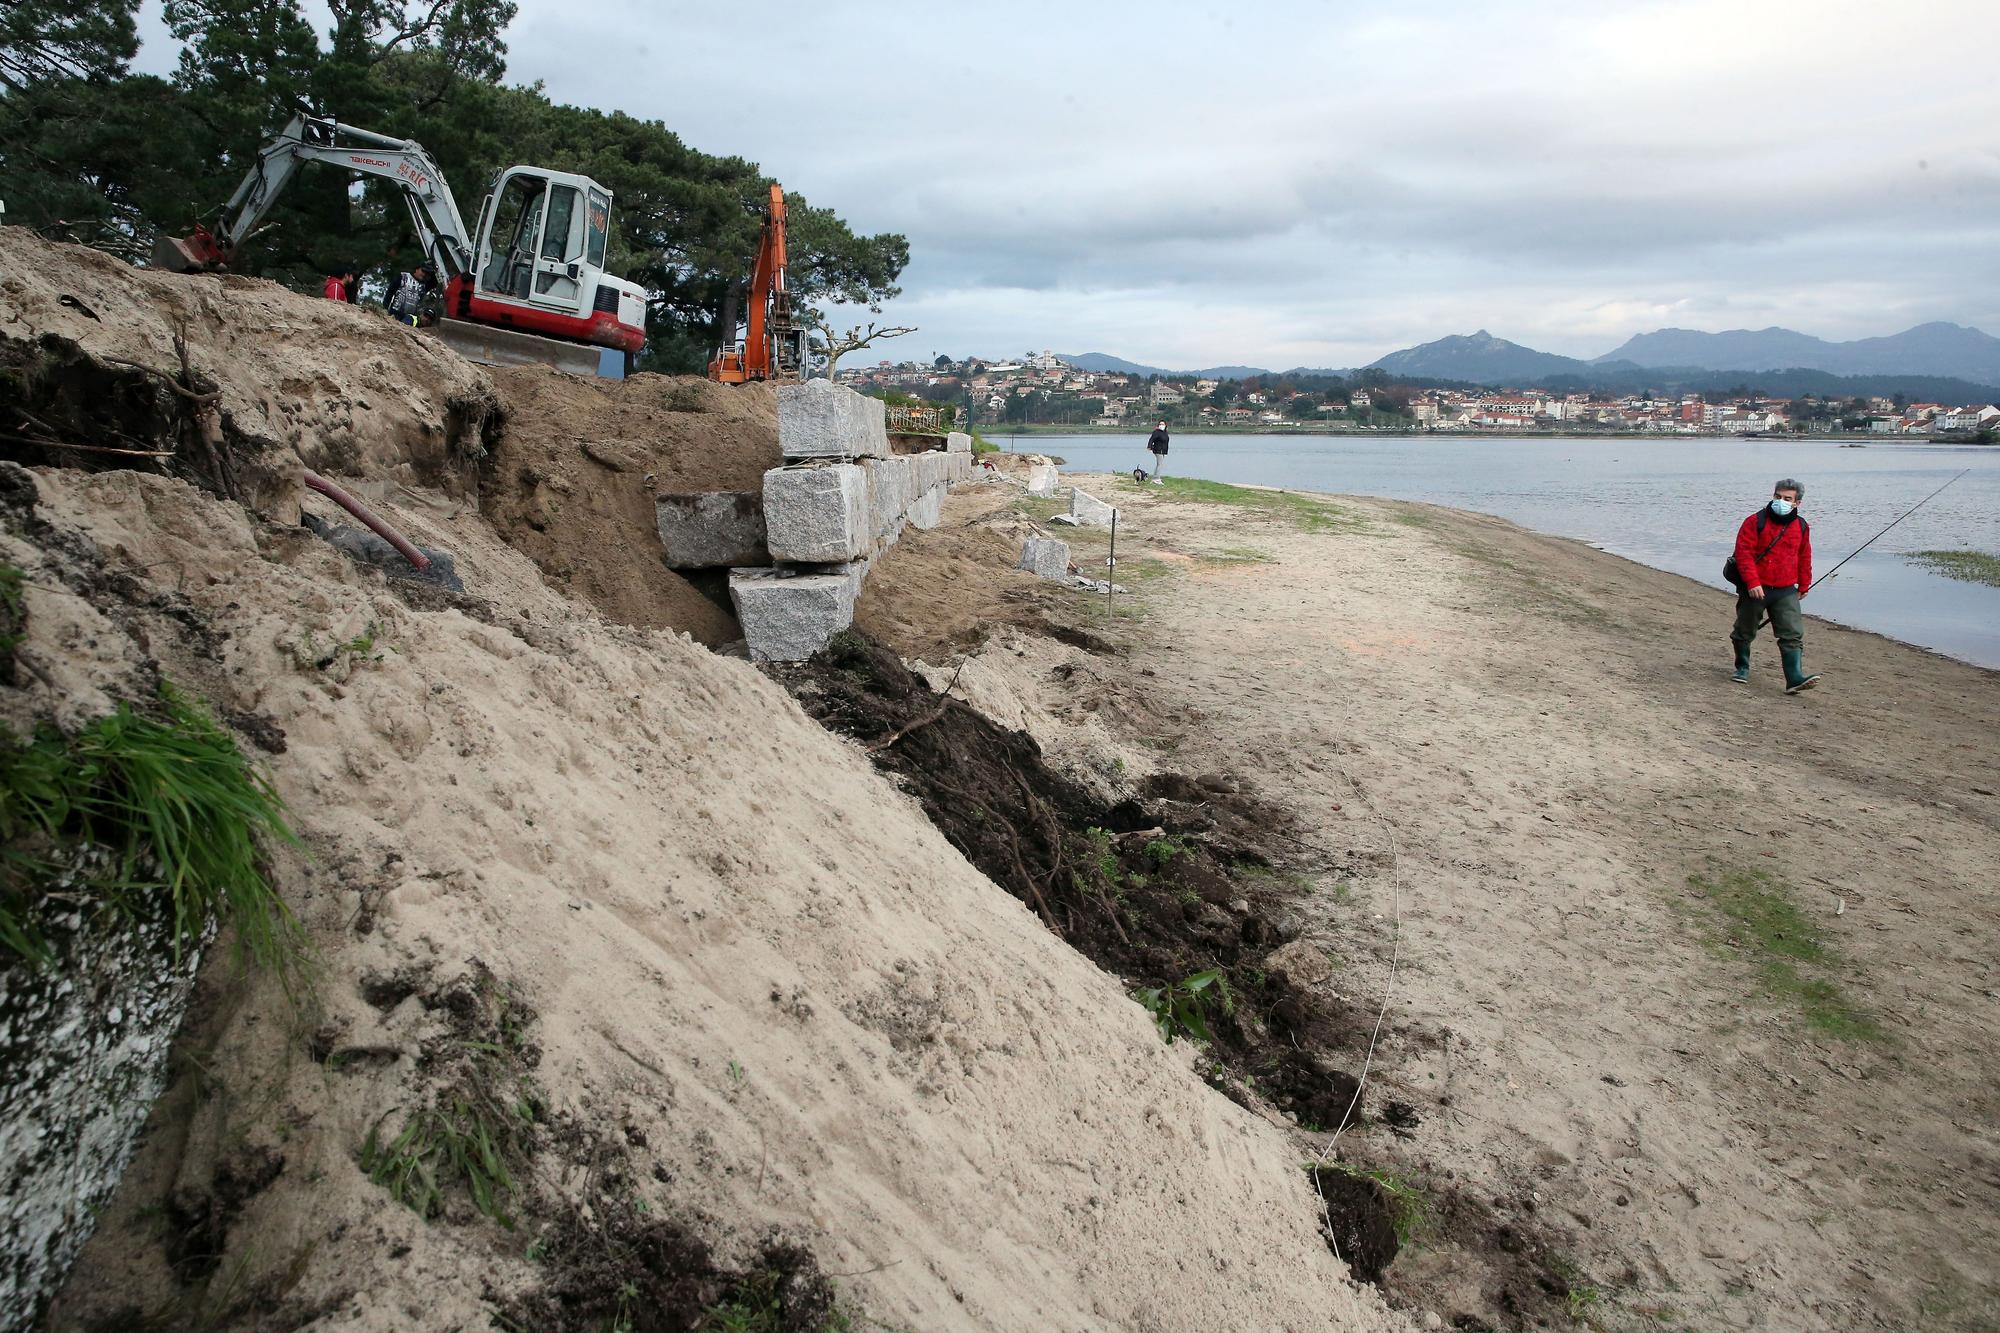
[
  {"x1": 1146, "y1": 420, "x2": 1170, "y2": 483},
  {"x1": 1729, "y1": 478, "x2": 1820, "y2": 693}
]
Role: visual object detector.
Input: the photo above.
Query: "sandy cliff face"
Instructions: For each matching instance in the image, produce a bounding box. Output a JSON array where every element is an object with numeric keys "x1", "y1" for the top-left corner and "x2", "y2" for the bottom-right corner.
[
  {"x1": 0, "y1": 237, "x2": 1396, "y2": 1330},
  {"x1": 0, "y1": 230, "x2": 499, "y2": 517}
]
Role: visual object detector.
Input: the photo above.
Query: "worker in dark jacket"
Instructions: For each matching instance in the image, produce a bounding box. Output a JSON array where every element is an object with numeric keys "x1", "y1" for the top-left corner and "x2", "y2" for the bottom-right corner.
[
  {"x1": 1730, "y1": 478, "x2": 1819, "y2": 693},
  {"x1": 384, "y1": 262, "x2": 434, "y2": 326},
  {"x1": 1145, "y1": 420, "x2": 1170, "y2": 482}
]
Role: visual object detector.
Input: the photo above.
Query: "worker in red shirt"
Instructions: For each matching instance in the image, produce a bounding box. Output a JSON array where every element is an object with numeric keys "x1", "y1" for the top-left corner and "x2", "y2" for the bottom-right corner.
[
  {"x1": 1729, "y1": 477, "x2": 1819, "y2": 693},
  {"x1": 322, "y1": 262, "x2": 358, "y2": 302}
]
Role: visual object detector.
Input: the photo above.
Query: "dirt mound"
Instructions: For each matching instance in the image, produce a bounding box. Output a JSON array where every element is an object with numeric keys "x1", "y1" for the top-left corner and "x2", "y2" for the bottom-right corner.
[
  {"x1": 0, "y1": 230, "x2": 498, "y2": 515},
  {"x1": 1, "y1": 233, "x2": 777, "y2": 644},
  {"x1": 853, "y1": 488, "x2": 1080, "y2": 659},
  {"x1": 476, "y1": 366, "x2": 780, "y2": 645},
  {"x1": 23, "y1": 468, "x2": 1401, "y2": 1331},
  {"x1": 489, "y1": 364, "x2": 779, "y2": 495}
]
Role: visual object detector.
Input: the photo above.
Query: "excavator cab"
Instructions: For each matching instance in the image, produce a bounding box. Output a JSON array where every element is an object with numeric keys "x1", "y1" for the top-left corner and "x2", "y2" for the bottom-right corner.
[
  {"x1": 474, "y1": 168, "x2": 606, "y2": 309},
  {"x1": 450, "y1": 166, "x2": 641, "y2": 353}
]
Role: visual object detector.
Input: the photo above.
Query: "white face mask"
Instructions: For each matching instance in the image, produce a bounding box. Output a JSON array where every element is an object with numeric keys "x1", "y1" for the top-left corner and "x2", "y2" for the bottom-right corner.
[{"x1": 1770, "y1": 497, "x2": 1796, "y2": 518}]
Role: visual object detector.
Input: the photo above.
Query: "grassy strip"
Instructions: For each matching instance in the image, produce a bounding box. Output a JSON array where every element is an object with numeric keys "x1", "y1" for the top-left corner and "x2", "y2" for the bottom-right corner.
[
  {"x1": 1907, "y1": 549, "x2": 2000, "y2": 587},
  {"x1": 0, "y1": 683, "x2": 304, "y2": 979},
  {"x1": 0, "y1": 563, "x2": 24, "y2": 683},
  {"x1": 1112, "y1": 475, "x2": 1367, "y2": 534},
  {"x1": 1685, "y1": 867, "x2": 1884, "y2": 1041}
]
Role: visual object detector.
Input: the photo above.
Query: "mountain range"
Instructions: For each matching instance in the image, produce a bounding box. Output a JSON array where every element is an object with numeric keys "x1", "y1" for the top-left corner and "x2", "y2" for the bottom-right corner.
[
  {"x1": 1056, "y1": 322, "x2": 2000, "y2": 395},
  {"x1": 1056, "y1": 353, "x2": 1275, "y2": 379},
  {"x1": 1594, "y1": 322, "x2": 2000, "y2": 383}
]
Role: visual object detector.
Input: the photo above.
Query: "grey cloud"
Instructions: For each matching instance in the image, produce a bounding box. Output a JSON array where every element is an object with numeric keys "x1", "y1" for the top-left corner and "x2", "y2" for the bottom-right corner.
[{"x1": 129, "y1": 0, "x2": 2000, "y2": 363}]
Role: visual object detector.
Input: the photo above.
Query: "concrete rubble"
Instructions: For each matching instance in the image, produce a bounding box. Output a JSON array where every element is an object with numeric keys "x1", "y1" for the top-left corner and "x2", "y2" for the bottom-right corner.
[
  {"x1": 1017, "y1": 536, "x2": 1071, "y2": 580},
  {"x1": 731, "y1": 383, "x2": 970, "y2": 661},
  {"x1": 655, "y1": 491, "x2": 768, "y2": 568},
  {"x1": 1026, "y1": 462, "x2": 1059, "y2": 496},
  {"x1": 1263, "y1": 939, "x2": 1335, "y2": 991}
]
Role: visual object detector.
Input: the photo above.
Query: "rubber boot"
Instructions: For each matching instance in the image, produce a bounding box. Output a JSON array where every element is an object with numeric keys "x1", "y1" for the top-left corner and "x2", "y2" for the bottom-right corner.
[
  {"x1": 1782, "y1": 648, "x2": 1820, "y2": 694},
  {"x1": 1731, "y1": 644, "x2": 1750, "y2": 684}
]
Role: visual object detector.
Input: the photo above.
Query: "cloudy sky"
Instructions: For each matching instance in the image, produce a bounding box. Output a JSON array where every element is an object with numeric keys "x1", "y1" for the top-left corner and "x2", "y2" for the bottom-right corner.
[{"x1": 134, "y1": 0, "x2": 2000, "y2": 369}]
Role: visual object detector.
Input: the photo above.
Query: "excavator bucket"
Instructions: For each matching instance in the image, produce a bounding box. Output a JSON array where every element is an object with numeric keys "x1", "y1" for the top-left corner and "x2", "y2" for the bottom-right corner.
[{"x1": 150, "y1": 227, "x2": 228, "y2": 273}]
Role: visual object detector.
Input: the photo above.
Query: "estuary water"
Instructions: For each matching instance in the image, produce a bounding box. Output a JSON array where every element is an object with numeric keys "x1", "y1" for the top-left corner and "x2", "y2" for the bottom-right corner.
[{"x1": 1006, "y1": 432, "x2": 2000, "y2": 669}]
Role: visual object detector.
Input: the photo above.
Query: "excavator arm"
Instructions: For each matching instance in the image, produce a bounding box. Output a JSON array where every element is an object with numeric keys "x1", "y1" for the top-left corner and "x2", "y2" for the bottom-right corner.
[
  {"x1": 708, "y1": 183, "x2": 801, "y2": 383},
  {"x1": 153, "y1": 114, "x2": 476, "y2": 279}
]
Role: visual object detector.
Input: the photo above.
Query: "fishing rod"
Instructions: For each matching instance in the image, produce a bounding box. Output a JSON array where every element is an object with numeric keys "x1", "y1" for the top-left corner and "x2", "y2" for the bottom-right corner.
[
  {"x1": 1809, "y1": 468, "x2": 1969, "y2": 592},
  {"x1": 1755, "y1": 468, "x2": 1969, "y2": 628}
]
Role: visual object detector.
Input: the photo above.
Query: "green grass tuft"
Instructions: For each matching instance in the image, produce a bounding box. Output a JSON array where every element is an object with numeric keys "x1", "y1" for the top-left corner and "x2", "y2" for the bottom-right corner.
[
  {"x1": 0, "y1": 682, "x2": 304, "y2": 979},
  {"x1": 1115, "y1": 475, "x2": 1367, "y2": 534},
  {"x1": 1908, "y1": 549, "x2": 2000, "y2": 587},
  {"x1": 1684, "y1": 867, "x2": 1884, "y2": 1041},
  {"x1": 361, "y1": 1079, "x2": 534, "y2": 1228},
  {"x1": 362, "y1": 975, "x2": 541, "y2": 1228}
]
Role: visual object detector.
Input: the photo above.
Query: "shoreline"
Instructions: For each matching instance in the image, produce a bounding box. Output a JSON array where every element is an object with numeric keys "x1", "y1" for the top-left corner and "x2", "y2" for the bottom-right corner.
[
  {"x1": 856, "y1": 469, "x2": 2000, "y2": 1329},
  {"x1": 978, "y1": 425, "x2": 1985, "y2": 442},
  {"x1": 1078, "y1": 471, "x2": 2000, "y2": 675}
]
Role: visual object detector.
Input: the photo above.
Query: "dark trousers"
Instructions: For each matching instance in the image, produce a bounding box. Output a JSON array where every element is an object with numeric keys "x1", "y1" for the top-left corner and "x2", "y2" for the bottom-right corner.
[{"x1": 1732, "y1": 585, "x2": 1802, "y2": 653}]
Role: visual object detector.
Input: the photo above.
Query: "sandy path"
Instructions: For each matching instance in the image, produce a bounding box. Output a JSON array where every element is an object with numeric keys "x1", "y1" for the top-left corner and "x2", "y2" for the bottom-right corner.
[{"x1": 1013, "y1": 478, "x2": 2000, "y2": 1330}]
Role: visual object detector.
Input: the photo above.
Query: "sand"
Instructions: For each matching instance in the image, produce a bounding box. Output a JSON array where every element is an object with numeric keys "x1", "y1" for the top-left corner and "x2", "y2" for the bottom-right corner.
[
  {"x1": 6, "y1": 236, "x2": 1402, "y2": 1329},
  {"x1": 24, "y1": 465, "x2": 1401, "y2": 1332},
  {"x1": 863, "y1": 476, "x2": 2000, "y2": 1330}
]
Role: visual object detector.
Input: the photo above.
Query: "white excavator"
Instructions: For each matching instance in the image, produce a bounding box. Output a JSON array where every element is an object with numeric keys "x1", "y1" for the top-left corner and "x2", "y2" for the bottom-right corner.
[{"x1": 154, "y1": 113, "x2": 648, "y2": 377}]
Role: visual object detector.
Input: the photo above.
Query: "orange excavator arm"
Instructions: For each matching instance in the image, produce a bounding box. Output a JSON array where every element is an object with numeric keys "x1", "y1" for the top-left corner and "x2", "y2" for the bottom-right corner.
[
  {"x1": 709, "y1": 184, "x2": 800, "y2": 383},
  {"x1": 742, "y1": 184, "x2": 786, "y2": 378}
]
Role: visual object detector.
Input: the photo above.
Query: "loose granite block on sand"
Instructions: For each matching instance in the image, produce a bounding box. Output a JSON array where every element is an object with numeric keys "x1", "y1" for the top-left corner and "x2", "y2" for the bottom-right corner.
[{"x1": 1017, "y1": 536, "x2": 1071, "y2": 579}]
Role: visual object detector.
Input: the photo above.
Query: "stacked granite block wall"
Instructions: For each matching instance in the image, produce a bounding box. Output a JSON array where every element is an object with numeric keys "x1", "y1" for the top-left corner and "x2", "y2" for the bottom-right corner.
[{"x1": 730, "y1": 385, "x2": 973, "y2": 661}]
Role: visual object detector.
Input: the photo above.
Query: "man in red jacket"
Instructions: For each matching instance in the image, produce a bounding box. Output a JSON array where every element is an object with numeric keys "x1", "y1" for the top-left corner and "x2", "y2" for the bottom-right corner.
[
  {"x1": 1730, "y1": 478, "x2": 1820, "y2": 693},
  {"x1": 322, "y1": 263, "x2": 358, "y2": 302}
]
